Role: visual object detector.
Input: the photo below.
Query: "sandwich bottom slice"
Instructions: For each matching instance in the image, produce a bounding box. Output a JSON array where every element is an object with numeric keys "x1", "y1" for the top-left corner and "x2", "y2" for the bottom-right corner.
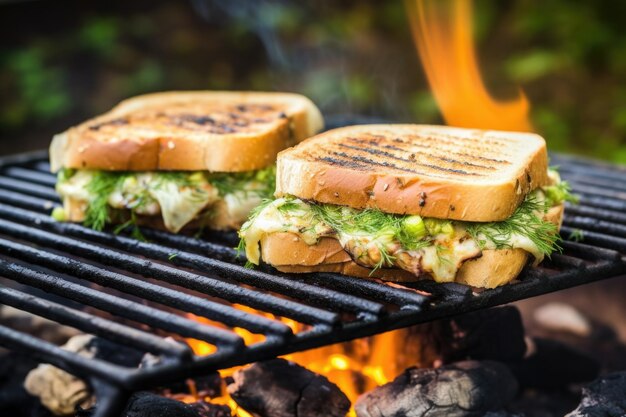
[
  {"x1": 54, "y1": 166, "x2": 275, "y2": 234},
  {"x1": 239, "y1": 170, "x2": 575, "y2": 288}
]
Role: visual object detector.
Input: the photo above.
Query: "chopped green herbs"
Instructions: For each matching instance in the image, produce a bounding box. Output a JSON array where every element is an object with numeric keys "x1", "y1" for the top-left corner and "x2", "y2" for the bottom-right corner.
[
  {"x1": 57, "y1": 167, "x2": 276, "y2": 235},
  {"x1": 543, "y1": 181, "x2": 579, "y2": 206},
  {"x1": 83, "y1": 171, "x2": 127, "y2": 231},
  {"x1": 208, "y1": 166, "x2": 275, "y2": 198},
  {"x1": 309, "y1": 203, "x2": 433, "y2": 252},
  {"x1": 112, "y1": 211, "x2": 146, "y2": 241},
  {"x1": 239, "y1": 183, "x2": 570, "y2": 271},
  {"x1": 51, "y1": 206, "x2": 66, "y2": 221},
  {"x1": 466, "y1": 195, "x2": 560, "y2": 257},
  {"x1": 569, "y1": 228, "x2": 585, "y2": 242}
]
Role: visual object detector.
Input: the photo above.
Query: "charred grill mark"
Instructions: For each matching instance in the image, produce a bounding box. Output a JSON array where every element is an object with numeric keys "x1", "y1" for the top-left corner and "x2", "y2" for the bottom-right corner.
[
  {"x1": 236, "y1": 103, "x2": 275, "y2": 112},
  {"x1": 455, "y1": 152, "x2": 512, "y2": 164},
  {"x1": 318, "y1": 155, "x2": 369, "y2": 170},
  {"x1": 179, "y1": 114, "x2": 216, "y2": 125},
  {"x1": 345, "y1": 134, "x2": 512, "y2": 166},
  {"x1": 320, "y1": 151, "x2": 481, "y2": 178},
  {"x1": 160, "y1": 104, "x2": 287, "y2": 134},
  {"x1": 346, "y1": 137, "x2": 383, "y2": 147},
  {"x1": 341, "y1": 154, "x2": 419, "y2": 173},
  {"x1": 337, "y1": 144, "x2": 484, "y2": 176},
  {"x1": 404, "y1": 134, "x2": 514, "y2": 154},
  {"x1": 382, "y1": 144, "x2": 406, "y2": 152},
  {"x1": 430, "y1": 154, "x2": 497, "y2": 170},
  {"x1": 88, "y1": 118, "x2": 128, "y2": 131}
]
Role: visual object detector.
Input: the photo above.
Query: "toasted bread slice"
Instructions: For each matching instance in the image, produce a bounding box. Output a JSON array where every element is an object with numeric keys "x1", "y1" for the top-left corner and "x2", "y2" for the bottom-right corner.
[
  {"x1": 276, "y1": 125, "x2": 549, "y2": 222},
  {"x1": 50, "y1": 91, "x2": 323, "y2": 172},
  {"x1": 259, "y1": 204, "x2": 564, "y2": 289}
]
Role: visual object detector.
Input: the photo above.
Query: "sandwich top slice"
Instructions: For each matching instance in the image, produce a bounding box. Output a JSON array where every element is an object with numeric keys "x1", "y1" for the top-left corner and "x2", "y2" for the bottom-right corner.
[
  {"x1": 51, "y1": 91, "x2": 323, "y2": 233},
  {"x1": 239, "y1": 125, "x2": 576, "y2": 288}
]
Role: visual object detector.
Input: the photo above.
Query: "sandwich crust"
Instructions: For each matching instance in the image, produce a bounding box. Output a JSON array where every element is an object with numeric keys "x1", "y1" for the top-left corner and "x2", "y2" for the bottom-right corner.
[
  {"x1": 259, "y1": 204, "x2": 564, "y2": 289},
  {"x1": 276, "y1": 125, "x2": 549, "y2": 222},
  {"x1": 50, "y1": 91, "x2": 323, "y2": 172}
]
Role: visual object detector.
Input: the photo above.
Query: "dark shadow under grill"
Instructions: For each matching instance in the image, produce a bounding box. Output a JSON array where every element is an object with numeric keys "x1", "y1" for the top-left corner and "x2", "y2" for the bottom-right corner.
[{"x1": 0, "y1": 150, "x2": 624, "y2": 417}]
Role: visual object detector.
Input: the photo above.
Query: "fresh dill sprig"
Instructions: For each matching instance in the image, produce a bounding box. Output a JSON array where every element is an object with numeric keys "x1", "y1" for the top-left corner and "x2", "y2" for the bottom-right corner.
[
  {"x1": 154, "y1": 172, "x2": 195, "y2": 188},
  {"x1": 372, "y1": 242, "x2": 396, "y2": 272},
  {"x1": 84, "y1": 172, "x2": 127, "y2": 231},
  {"x1": 208, "y1": 166, "x2": 276, "y2": 199},
  {"x1": 112, "y1": 211, "x2": 146, "y2": 241},
  {"x1": 308, "y1": 203, "x2": 434, "y2": 271},
  {"x1": 466, "y1": 195, "x2": 560, "y2": 257},
  {"x1": 568, "y1": 228, "x2": 585, "y2": 242},
  {"x1": 309, "y1": 204, "x2": 432, "y2": 251}
]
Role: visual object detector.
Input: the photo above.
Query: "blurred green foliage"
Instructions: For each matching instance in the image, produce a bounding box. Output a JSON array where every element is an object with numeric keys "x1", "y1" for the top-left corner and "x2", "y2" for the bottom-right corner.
[{"x1": 1, "y1": 0, "x2": 625, "y2": 162}]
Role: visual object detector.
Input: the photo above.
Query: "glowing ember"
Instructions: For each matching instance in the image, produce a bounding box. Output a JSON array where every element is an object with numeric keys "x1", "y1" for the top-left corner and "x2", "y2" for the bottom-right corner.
[
  {"x1": 406, "y1": 0, "x2": 533, "y2": 132},
  {"x1": 184, "y1": 310, "x2": 437, "y2": 417}
]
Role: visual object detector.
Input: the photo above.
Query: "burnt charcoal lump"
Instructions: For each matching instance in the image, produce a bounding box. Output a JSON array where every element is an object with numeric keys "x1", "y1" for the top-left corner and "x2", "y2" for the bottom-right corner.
[
  {"x1": 355, "y1": 360, "x2": 518, "y2": 417},
  {"x1": 0, "y1": 352, "x2": 53, "y2": 417},
  {"x1": 227, "y1": 358, "x2": 351, "y2": 417},
  {"x1": 565, "y1": 372, "x2": 626, "y2": 416},
  {"x1": 435, "y1": 306, "x2": 527, "y2": 363},
  {"x1": 508, "y1": 338, "x2": 600, "y2": 389},
  {"x1": 76, "y1": 392, "x2": 231, "y2": 417}
]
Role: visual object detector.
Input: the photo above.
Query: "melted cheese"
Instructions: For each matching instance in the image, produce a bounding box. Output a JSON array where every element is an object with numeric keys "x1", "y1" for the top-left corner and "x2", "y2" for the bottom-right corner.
[
  {"x1": 243, "y1": 199, "x2": 330, "y2": 264},
  {"x1": 241, "y1": 196, "x2": 557, "y2": 282},
  {"x1": 56, "y1": 170, "x2": 262, "y2": 232}
]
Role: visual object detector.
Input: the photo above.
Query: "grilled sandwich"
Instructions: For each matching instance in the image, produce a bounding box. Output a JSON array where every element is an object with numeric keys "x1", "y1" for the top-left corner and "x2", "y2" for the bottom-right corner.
[
  {"x1": 50, "y1": 91, "x2": 323, "y2": 233},
  {"x1": 239, "y1": 125, "x2": 575, "y2": 288}
]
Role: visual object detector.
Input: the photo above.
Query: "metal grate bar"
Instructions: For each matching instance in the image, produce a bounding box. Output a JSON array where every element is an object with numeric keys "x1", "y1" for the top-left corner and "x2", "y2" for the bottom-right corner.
[
  {"x1": 0, "y1": 186, "x2": 58, "y2": 212},
  {"x1": 560, "y1": 240, "x2": 623, "y2": 262},
  {"x1": 0, "y1": 176, "x2": 59, "y2": 200},
  {"x1": 0, "y1": 235, "x2": 293, "y2": 337},
  {"x1": 0, "y1": 259, "x2": 244, "y2": 348},
  {"x1": 560, "y1": 225, "x2": 626, "y2": 253},
  {"x1": 0, "y1": 287, "x2": 191, "y2": 359},
  {"x1": 3, "y1": 166, "x2": 57, "y2": 187},
  {"x1": 564, "y1": 204, "x2": 626, "y2": 226},
  {"x1": 563, "y1": 216, "x2": 626, "y2": 239},
  {"x1": 0, "y1": 324, "x2": 132, "y2": 384},
  {"x1": 0, "y1": 204, "x2": 386, "y2": 318},
  {"x1": 0, "y1": 205, "x2": 341, "y2": 325}
]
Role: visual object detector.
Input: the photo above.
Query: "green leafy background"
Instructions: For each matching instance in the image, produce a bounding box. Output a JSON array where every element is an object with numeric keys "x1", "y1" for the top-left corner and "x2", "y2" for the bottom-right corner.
[{"x1": 1, "y1": 0, "x2": 625, "y2": 162}]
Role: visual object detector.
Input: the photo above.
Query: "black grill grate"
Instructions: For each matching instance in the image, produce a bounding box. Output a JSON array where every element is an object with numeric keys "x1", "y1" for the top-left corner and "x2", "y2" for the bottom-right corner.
[{"x1": 0, "y1": 150, "x2": 624, "y2": 417}]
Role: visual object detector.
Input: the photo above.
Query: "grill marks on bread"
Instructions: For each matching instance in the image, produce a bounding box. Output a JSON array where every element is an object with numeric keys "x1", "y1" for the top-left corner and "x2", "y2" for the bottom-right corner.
[
  {"x1": 304, "y1": 130, "x2": 523, "y2": 179},
  {"x1": 276, "y1": 125, "x2": 549, "y2": 221},
  {"x1": 86, "y1": 103, "x2": 289, "y2": 138}
]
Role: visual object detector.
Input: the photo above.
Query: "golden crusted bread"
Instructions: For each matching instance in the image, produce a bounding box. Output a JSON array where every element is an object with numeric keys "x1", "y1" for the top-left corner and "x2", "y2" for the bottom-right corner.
[
  {"x1": 260, "y1": 204, "x2": 564, "y2": 289},
  {"x1": 275, "y1": 125, "x2": 549, "y2": 222},
  {"x1": 50, "y1": 91, "x2": 323, "y2": 172}
]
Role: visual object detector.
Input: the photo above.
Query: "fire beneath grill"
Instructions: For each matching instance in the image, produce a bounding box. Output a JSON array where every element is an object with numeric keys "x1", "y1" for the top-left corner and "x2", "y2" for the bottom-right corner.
[
  {"x1": 5, "y1": 301, "x2": 626, "y2": 417},
  {"x1": 184, "y1": 315, "x2": 434, "y2": 416}
]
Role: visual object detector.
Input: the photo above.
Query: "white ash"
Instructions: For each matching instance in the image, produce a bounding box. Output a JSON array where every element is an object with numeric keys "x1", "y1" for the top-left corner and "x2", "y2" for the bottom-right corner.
[
  {"x1": 0, "y1": 305, "x2": 81, "y2": 348},
  {"x1": 24, "y1": 334, "x2": 96, "y2": 416},
  {"x1": 533, "y1": 302, "x2": 591, "y2": 337}
]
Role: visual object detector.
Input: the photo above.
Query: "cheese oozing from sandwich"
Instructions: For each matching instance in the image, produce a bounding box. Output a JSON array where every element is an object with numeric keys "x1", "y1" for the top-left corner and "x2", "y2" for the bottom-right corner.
[
  {"x1": 239, "y1": 170, "x2": 575, "y2": 282},
  {"x1": 55, "y1": 167, "x2": 275, "y2": 233}
]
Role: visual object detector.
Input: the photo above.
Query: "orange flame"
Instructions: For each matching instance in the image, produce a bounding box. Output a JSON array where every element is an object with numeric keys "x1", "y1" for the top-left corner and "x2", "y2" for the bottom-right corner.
[
  {"x1": 184, "y1": 309, "x2": 437, "y2": 417},
  {"x1": 406, "y1": 0, "x2": 533, "y2": 132}
]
